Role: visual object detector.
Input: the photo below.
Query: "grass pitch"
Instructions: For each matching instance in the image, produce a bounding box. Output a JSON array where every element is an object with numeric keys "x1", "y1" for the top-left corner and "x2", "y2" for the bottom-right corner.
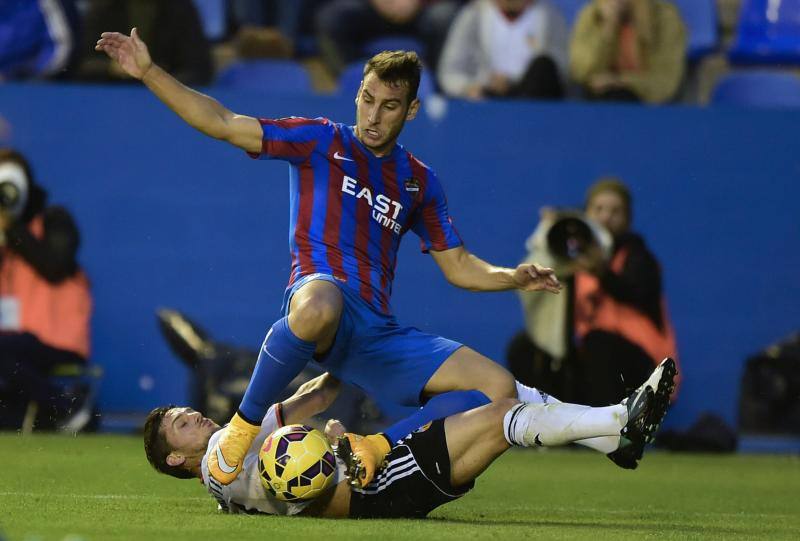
[{"x1": 1, "y1": 433, "x2": 798, "y2": 541}]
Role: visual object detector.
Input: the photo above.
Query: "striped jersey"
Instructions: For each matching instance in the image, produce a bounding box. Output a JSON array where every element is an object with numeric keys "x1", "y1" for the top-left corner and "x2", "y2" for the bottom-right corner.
[{"x1": 249, "y1": 117, "x2": 462, "y2": 314}]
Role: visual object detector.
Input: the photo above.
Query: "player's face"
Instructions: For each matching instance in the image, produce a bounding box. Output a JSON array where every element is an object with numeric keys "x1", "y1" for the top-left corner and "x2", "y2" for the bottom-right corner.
[
  {"x1": 162, "y1": 407, "x2": 220, "y2": 455},
  {"x1": 355, "y1": 72, "x2": 420, "y2": 157},
  {"x1": 586, "y1": 191, "x2": 630, "y2": 237}
]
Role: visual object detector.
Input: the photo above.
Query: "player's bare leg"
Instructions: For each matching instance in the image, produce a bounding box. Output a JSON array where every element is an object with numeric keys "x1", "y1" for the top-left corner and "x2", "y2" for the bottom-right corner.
[
  {"x1": 423, "y1": 346, "x2": 517, "y2": 401},
  {"x1": 342, "y1": 390, "x2": 491, "y2": 488},
  {"x1": 208, "y1": 280, "x2": 344, "y2": 484},
  {"x1": 343, "y1": 348, "x2": 515, "y2": 487},
  {"x1": 339, "y1": 400, "x2": 511, "y2": 490},
  {"x1": 445, "y1": 399, "x2": 515, "y2": 486},
  {"x1": 448, "y1": 379, "x2": 671, "y2": 487},
  {"x1": 341, "y1": 380, "x2": 670, "y2": 491},
  {"x1": 287, "y1": 279, "x2": 343, "y2": 354}
]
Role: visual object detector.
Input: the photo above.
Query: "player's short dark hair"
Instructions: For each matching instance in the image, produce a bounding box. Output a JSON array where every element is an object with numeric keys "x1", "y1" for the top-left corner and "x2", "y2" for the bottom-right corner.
[
  {"x1": 585, "y1": 177, "x2": 632, "y2": 220},
  {"x1": 363, "y1": 50, "x2": 423, "y2": 103},
  {"x1": 143, "y1": 405, "x2": 194, "y2": 480}
]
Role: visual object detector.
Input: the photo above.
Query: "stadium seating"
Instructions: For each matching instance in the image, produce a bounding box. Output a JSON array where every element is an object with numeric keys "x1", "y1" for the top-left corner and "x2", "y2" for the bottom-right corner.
[
  {"x1": 669, "y1": 0, "x2": 718, "y2": 61},
  {"x1": 338, "y1": 61, "x2": 436, "y2": 99},
  {"x1": 729, "y1": 0, "x2": 800, "y2": 65},
  {"x1": 552, "y1": 0, "x2": 588, "y2": 28},
  {"x1": 192, "y1": 0, "x2": 226, "y2": 41},
  {"x1": 711, "y1": 71, "x2": 800, "y2": 108},
  {"x1": 553, "y1": 0, "x2": 718, "y2": 61},
  {"x1": 363, "y1": 36, "x2": 427, "y2": 59},
  {"x1": 215, "y1": 60, "x2": 313, "y2": 93}
]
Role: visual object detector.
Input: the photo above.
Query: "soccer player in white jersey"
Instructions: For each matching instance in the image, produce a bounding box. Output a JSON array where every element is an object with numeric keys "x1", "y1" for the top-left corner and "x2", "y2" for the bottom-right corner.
[{"x1": 143, "y1": 360, "x2": 675, "y2": 518}]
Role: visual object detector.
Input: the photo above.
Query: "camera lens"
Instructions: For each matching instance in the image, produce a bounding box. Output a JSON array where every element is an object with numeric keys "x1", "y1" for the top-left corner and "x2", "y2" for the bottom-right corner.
[
  {"x1": 0, "y1": 180, "x2": 21, "y2": 210},
  {"x1": 546, "y1": 216, "x2": 594, "y2": 260}
]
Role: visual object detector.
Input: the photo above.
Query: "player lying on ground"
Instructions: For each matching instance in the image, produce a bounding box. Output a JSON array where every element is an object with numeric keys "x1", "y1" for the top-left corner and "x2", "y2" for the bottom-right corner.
[
  {"x1": 143, "y1": 359, "x2": 676, "y2": 518},
  {"x1": 97, "y1": 28, "x2": 569, "y2": 489}
]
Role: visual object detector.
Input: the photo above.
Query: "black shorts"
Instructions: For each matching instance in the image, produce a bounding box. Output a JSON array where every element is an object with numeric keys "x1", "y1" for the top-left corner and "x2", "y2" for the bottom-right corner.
[{"x1": 348, "y1": 420, "x2": 474, "y2": 519}]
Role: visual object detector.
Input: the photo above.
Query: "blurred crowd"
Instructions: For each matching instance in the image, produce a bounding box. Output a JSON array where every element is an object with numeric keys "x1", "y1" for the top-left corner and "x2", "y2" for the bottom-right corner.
[{"x1": 0, "y1": 0, "x2": 775, "y2": 105}]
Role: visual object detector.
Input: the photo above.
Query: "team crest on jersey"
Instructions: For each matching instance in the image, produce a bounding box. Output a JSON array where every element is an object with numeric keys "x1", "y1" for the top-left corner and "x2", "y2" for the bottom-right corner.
[{"x1": 404, "y1": 178, "x2": 421, "y2": 192}]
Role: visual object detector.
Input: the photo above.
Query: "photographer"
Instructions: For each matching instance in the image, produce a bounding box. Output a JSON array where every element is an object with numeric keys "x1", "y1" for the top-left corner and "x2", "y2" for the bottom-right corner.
[
  {"x1": 569, "y1": 0, "x2": 686, "y2": 104},
  {"x1": 509, "y1": 177, "x2": 678, "y2": 406},
  {"x1": 0, "y1": 149, "x2": 92, "y2": 429}
]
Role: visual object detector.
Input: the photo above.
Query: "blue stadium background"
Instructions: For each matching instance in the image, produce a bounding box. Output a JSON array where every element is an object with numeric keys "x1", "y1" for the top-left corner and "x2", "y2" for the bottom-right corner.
[{"x1": 1, "y1": 83, "x2": 798, "y2": 431}]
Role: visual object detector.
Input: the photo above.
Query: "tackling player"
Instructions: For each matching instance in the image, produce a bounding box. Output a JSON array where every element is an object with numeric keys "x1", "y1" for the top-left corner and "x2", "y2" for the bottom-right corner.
[
  {"x1": 144, "y1": 360, "x2": 676, "y2": 518},
  {"x1": 99, "y1": 28, "x2": 572, "y2": 489}
]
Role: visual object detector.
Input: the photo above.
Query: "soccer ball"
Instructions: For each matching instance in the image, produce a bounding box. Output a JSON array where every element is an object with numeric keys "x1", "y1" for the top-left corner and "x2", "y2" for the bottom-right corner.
[{"x1": 258, "y1": 424, "x2": 337, "y2": 502}]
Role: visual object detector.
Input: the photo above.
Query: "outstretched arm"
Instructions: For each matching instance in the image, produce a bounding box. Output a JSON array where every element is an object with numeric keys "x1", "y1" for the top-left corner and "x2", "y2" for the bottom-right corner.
[
  {"x1": 280, "y1": 373, "x2": 342, "y2": 425},
  {"x1": 430, "y1": 246, "x2": 562, "y2": 293},
  {"x1": 95, "y1": 28, "x2": 262, "y2": 153}
]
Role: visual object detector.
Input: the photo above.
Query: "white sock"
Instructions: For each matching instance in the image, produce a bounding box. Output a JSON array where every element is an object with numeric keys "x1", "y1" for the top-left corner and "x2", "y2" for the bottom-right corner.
[
  {"x1": 515, "y1": 380, "x2": 556, "y2": 405},
  {"x1": 503, "y1": 402, "x2": 627, "y2": 448},
  {"x1": 515, "y1": 380, "x2": 621, "y2": 453}
]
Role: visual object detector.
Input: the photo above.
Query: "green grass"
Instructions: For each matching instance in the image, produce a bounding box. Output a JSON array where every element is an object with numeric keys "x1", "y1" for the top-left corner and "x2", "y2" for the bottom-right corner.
[{"x1": 1, "y1": 434, "x2": 799, "y2": 541}]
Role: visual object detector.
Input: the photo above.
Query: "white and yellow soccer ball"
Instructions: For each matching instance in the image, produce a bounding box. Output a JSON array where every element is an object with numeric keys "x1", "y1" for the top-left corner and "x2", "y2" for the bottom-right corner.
[{"x1": 258, "y1": 424, "x2": 337, "y2": 502}]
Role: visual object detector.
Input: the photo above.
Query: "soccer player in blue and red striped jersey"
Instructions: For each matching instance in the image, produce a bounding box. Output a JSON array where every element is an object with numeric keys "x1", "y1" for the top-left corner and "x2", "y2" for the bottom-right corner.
[{"x1": 98, "y1": 29, "x2": 568, "y2": 488}]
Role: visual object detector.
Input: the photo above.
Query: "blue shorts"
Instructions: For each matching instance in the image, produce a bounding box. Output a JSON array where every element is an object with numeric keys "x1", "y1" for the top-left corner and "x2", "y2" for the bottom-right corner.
[{"x1": 281, "y1": 273, "x2": 463, "y2": 408}]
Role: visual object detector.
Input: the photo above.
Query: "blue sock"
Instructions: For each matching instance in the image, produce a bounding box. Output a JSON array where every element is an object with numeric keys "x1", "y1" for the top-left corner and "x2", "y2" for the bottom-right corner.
[
  {"x1": 382, "y1": 390, "x2": 491, "y2": 444},
  {"x1": 237, "y1": 317, "x2": 316, "y2": 424}
]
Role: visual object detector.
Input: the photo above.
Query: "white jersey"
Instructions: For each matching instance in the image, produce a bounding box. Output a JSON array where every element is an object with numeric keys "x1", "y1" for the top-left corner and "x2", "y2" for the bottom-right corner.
[{"x1": 200, "y1": 405, "x2": 346, "y2": 515}]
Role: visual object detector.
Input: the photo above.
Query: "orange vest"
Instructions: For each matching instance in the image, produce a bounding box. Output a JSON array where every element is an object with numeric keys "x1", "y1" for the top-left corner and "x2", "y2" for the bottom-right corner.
[
  {"x1": 575, "y1": 246, "x2": 680, "y2": 392},
  {"x1": 0, "y1": 215, "x2": 92, "y2": 358}
]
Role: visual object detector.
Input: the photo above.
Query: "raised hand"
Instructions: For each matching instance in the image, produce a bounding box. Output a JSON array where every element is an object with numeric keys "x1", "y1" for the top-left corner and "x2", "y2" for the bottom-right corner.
[
  {"x1": 95, "y1": 27, "x2": 153, "y2": 80},
  {"x1": 324, "y1": 419, "x2": 347, "y2": 445},
  {"x1": 513, "y1": 263, "x2": 562, "y2": 293}
]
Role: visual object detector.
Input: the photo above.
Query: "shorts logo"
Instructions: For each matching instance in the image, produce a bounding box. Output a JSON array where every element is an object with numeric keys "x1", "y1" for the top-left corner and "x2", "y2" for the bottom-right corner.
[{"x1": 414, "y1": 422, "x2": 432, "y2": 433}]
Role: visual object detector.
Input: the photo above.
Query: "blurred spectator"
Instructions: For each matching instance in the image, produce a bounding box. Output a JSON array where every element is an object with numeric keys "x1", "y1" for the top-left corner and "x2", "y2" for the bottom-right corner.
[
  {"x1": 0, "y1": 0, "x2": 82, "y2": 81},
  {"x1": 229, "y1": 0, "x2": 298, "y2": 58},
  {"x1": 316, "y1": 0, "x2": 462, "y2": 75},
  {"x1": 229, "y1": 0, "x2": 326, "y2": 58},
  {"x1": 78, "y1": 0, "x2": 213, "y2": 85},
  {"x1": 509, "y1": 178, "x2": 679, "y2": 406},
  {"x1": 438, "y1": 0, "x2": 568, "y2": 100},
  {"x1": 569, "y1": 0, "x2": 686, "y2": 104},
  {"x1": 0, "y1": 149, "x2": 92, "y2": 429}
]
